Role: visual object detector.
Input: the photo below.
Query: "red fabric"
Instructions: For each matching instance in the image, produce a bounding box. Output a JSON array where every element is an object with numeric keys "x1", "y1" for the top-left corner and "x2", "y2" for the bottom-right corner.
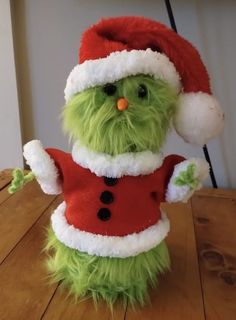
[
  {"x1": 79, "y1": 16, "x2": 211, "y2": 94},
  {"x1": 47, "y1": 148, "x2": 184, "y2": 236}
]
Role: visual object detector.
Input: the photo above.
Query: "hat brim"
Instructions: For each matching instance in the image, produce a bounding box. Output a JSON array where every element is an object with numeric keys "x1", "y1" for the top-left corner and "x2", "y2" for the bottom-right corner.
[{"x1": 64, "y1": 49, "x2": 181, "y2": 102}]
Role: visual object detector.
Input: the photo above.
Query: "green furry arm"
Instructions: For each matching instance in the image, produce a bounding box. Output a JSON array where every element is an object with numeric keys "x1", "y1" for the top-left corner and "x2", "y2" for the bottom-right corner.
[
  {"x1": 174, "y1": 163, "x2": 199, "y2": 190},
  {"x1": 8, "y1": 168, "x2": 35, "y2": 194}
]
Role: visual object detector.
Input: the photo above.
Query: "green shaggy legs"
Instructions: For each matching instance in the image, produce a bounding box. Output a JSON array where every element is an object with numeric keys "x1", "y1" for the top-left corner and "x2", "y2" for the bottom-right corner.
[{"x1": 45, "y1": 227, "x2": 170, "y2": 308}]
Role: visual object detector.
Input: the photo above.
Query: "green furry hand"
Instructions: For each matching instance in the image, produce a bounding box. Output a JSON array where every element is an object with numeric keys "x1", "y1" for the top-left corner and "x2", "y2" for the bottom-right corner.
[
  {"x1": 8, "y1": 168, "x2": 35, "y2": 194},
  {"x1": 174, "y1": 163, "x2": 199, "y2": 190}
]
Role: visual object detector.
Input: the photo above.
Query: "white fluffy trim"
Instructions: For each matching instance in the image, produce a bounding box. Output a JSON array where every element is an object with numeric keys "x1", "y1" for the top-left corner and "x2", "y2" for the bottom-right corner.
[
  {"x1": 51, "y1": 202, "x2": 170, "y2": 258},
  {"x1": 72, "y1": 141, "x2": 163, "y2": 178},
  {"x1": 166, "y1": 158, "x2": 209, "y2": 203},
  {"x1": 23, "y1": 140, "x2": 62, "y2": 195},
  {"x1": 174, "y1": 92, "x2": 224, "y2": 145},
  {"x1": 64, "y1": 49, "x2": 181, "y2": 102}
]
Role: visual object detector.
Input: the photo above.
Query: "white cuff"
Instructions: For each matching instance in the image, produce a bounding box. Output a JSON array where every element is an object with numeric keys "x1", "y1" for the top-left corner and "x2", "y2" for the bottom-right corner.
[
  {"x1": 166, "y1": 158, "x2": 209, "y2": 203},
  {"x1": 23, "y1": 140, "x2": 62, "y2": 195}
]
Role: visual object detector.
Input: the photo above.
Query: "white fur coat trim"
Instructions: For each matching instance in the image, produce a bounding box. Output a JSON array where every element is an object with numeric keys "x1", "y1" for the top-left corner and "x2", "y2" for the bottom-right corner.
[
  {"x1": 64, "y1": 49, "x2": 181, "y2": 102},
  {"x1": 72, "y1": 142, "x2": 164, "y2": 178},
  {"x1": 166, "y1": 158, "x2": 209, "y2": 203},
  {"x1": 23, "y1": 140, "x2": 62, "y2": 195},
  {"x1": 51, "y1": 201, "x2": 170, "y2": 258}
]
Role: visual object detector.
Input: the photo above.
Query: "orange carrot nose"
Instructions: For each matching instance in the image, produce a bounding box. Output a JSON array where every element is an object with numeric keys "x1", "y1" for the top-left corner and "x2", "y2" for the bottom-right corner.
[{"x1": 117, "y1": 98, "x2": 128, "y2": 111}]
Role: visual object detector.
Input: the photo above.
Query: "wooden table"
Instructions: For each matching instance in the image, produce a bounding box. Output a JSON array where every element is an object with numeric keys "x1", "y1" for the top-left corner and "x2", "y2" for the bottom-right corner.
[{"x1": 0, "y1": 169, "x2": 235, "y2": 320}]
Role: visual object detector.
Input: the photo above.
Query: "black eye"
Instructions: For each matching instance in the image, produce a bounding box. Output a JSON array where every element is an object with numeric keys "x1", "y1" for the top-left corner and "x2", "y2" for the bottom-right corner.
[
  {"x1": 103, "y1": 84, "x2": 117, "y2": 96},
  {"x1": 137, "y1": 84, "x2": 148, "y2": 98}
]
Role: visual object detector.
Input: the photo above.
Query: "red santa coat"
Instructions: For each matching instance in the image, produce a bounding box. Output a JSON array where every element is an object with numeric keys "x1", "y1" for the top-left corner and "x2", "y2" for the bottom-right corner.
[
  {"x1": 47, "y1": 148, "x2": 184, "y2": 237},
  {"x1": 23, "y1": 140, "x2": 191, "y2": 258}
]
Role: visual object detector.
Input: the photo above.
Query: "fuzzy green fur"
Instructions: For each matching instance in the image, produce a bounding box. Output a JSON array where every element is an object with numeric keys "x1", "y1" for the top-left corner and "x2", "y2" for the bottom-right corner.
[
  {"x1": 8, "y1": 168, "x2": 35, "y2": 194},
  {"x1": 44, "y1": 227, "x2": 170, "y2": 308},
  {"x1": 174, "y1": 163, "x2": 199, "y2": 190},
  {"x1": 62, "y1": 75, "x2": 177, "y2": 155}
]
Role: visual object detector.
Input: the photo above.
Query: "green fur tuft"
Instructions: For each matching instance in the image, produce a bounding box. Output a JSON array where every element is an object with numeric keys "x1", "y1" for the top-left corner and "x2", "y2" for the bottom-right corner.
[
  {"x1": 8, "y1": 168, "x2": 35, "y2": 194},
  {"x1": 174, "y1": 163, "x2": 199, "y2": 190},
  {"x1": 44, "y1": 227, "x2": 170, "y2": 308},
  {"x1": 62, "y1": 75, "x2": 178, "y2": 155}
]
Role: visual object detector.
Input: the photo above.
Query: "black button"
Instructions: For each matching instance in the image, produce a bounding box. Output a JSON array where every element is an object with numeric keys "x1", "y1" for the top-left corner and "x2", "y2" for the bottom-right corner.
[
  {"x1": 104, "y1": 177, "x2": 118, "y2": 186},
  {"x1": 100, "y1": 190, "x2": 114, "y2": 204},
  {"x1": 97, "y1": 208, "x2": 111, "y2": 221}
]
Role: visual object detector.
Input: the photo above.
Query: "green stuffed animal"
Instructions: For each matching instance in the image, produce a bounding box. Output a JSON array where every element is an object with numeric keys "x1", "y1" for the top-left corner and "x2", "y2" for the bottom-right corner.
[{"x1": 9, "y1": 17, "x2": 224, "y2": 307}]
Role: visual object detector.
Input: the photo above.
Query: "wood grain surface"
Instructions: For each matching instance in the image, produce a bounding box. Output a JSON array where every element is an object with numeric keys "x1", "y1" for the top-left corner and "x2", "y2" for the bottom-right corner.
[
  {"x1": 192, "y1": 194, "x2": 236, "y2": 320},
  {"x1": 0, "y1": 181, "x2": 56, "y2": 263},
  {"x1": 0, "y1": 169, "x2": 13, "y2": 190},
  {"x1": 42, "y1": 291, "x2": 126, "y2": 320},
  {"x1": 0, "y1": 197, "x2": 61, "y2": 320},
  {"x1": 0, "y1": 170, "x2": 235, "y2": 320},
  {"x1": 126, "y1": 202, "x2": 205, "y2": 320}
]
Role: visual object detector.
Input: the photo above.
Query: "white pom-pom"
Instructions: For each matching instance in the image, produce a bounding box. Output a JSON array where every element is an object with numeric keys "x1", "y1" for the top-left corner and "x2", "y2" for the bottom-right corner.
[{"x1": 174, "y1": 92, "x2": 224, "y2": 146}]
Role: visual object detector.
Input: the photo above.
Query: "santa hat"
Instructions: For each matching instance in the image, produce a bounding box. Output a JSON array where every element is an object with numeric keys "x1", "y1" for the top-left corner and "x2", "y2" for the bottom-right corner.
[{"x1": 64, "y1": 16, "x2": 224, "y2": 146}]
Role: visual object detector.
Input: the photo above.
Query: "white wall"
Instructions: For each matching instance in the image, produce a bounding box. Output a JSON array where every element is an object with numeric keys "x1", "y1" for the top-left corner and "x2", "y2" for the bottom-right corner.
[
  {"x1": 11, "y1": 0, "x2": 236, "y2": 187},
  {"x1": 0, "y1": 0, "x2": 23, "y2": 169}
]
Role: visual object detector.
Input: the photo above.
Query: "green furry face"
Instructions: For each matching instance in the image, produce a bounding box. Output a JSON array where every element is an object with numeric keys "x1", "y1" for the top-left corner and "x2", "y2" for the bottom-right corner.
[{"x1": 62, "y1": 75, "x2": 178, "y2": 155}]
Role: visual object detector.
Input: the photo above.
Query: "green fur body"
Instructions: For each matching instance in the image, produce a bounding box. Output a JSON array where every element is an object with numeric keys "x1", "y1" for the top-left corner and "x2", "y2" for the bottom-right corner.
[
  {"x1": 63, "y1": 75, "x2": 178, "y2": 155},
  {"x1": 45, "y1": 227, "x2": 170, "y2": 308},
  {"x1": 45, "y1": 75, "x2": 177, "y2": 306}
]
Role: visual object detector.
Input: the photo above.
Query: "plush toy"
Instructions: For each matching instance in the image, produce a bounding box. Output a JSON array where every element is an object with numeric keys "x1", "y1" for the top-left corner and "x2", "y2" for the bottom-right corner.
[{"x1": 10, "y1": 17, "x2": 224, "y2": 307}]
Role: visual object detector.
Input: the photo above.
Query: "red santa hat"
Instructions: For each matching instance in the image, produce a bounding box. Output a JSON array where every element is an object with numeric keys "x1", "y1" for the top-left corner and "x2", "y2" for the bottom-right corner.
[{"x1": 64, "y1": 16, "x2": 224, "y2": 146}]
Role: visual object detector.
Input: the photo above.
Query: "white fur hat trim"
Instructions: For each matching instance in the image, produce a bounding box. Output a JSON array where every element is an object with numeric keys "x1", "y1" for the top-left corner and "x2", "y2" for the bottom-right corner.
[{"x1": 174, "y1": 92, "x2": 224, "y2": 145}]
